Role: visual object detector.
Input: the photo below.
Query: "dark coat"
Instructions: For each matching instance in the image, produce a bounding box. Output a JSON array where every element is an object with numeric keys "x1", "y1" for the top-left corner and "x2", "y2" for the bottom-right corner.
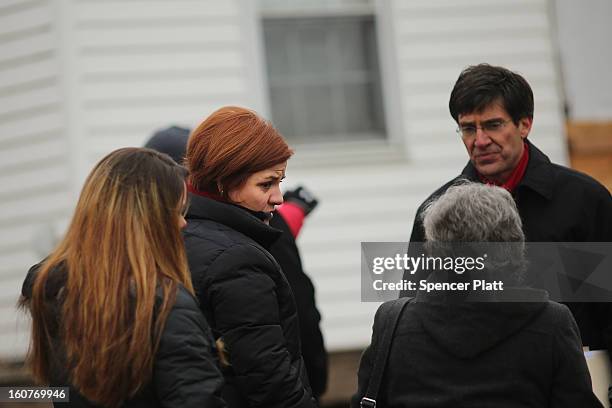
[
  {"x1": 409, "y1": 140, "x2": 612, "y2": 243},
  {"x1": 21, "y1": 265, "x2": 226, "y2": 408},
  {"x1": 183, "y1": 194, "x2": 317, "y2": 408},
  {"x1": 405, "y1": 141, "x2": 612, "y2": 350},
  {"x1": 352, "y1": 288, "x2": 602, "y2": 408},
  {"x1": 269, "y1": 214, "x2": 328, "y2": 399}
]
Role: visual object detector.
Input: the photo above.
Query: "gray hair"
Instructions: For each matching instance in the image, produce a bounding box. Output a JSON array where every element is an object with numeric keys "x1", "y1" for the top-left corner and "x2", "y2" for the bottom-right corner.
[{"x1": 422, "y1": 180, "x2": 526, "y2": 282}]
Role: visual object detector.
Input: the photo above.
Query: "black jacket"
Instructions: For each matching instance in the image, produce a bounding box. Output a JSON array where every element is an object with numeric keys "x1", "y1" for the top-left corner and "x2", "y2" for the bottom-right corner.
[
  {"x1": 352, "y1": 288, "x2": 602, "y2": 408},
  {"x1": 269, "y1": 214, "x2": 328, "y2": 399},
  {"x1": 409, "y1": 140, "x2": 612, "y2": 243},
  {"x1": 406, "y1": 141, "x2": 612, "y2": 350},
  {"x1": 183, "y1": 194, "x2": 317, "y2": 408},
  {"x1": 21, "y1": 265, "x2": 226, "y2": 408}
]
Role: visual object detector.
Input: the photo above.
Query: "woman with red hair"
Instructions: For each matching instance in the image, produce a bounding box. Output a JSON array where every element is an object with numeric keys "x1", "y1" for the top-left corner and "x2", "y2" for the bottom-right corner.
[{"x1": 183, "y1": 106, "x2": 317, "y2": 408}]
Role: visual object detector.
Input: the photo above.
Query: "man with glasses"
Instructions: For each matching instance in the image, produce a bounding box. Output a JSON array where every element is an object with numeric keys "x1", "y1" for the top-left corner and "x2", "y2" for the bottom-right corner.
[{"x1": 404, "y1": 64, "x2": 612, "y2": 353}]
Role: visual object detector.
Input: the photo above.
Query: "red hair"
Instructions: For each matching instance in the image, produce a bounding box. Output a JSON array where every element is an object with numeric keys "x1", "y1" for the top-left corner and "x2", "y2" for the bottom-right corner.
[{"x1": 186, "y1": 106, "x2": 293, "y2": 198}]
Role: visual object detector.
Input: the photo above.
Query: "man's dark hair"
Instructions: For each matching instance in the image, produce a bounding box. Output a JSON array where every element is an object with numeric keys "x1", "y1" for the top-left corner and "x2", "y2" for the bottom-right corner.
[{"x1": 449, "y1": 64, "x2": 534, "y2": 125}]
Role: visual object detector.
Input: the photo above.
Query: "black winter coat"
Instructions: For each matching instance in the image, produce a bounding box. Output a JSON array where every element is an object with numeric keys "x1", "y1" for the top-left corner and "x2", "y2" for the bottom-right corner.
[
  {"x1": 409, "y1": 140, "x2": 612, "y2": 243},
  {"x1": 352, "y1": 288, "x2": 602, "y2": 408},
  {"x1": 405, "y1": 141, "x2": 612, "y2": 350},
  {"x1": 183, "y1": 194, "x2": 317, "y2": 408},
  {"x1": 269, "y1": 214, "x2": 328, "y2": 399},
  {"x1": 21, "y1": 265, "x2": 226, "y2": 408}
]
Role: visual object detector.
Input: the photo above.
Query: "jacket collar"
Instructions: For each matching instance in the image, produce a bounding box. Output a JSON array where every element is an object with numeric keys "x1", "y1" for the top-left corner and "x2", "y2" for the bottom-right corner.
[
  {"x1": 460, "y1": 139, "x2": 555, "y2": 200},
  {"x1": 186, "y1": 193, "x2": 282, "y2": 249}
]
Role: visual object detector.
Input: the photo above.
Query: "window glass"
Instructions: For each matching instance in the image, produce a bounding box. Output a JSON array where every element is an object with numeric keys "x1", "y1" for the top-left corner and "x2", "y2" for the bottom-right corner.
[{"x1": 262, "y1": 14, "x2": 386, "y2": 143}]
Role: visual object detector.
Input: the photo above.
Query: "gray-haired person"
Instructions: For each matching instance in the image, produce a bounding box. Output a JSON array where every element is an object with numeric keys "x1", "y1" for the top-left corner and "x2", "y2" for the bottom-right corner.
[{"x1": 353, "y1": 182, "x2": 602, "y2": 408}]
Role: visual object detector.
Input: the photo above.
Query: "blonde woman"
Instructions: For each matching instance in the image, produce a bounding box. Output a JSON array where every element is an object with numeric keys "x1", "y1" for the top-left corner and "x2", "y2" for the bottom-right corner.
[{"x1": 20, "y1": 148, "x2": 226, "y2": 407}]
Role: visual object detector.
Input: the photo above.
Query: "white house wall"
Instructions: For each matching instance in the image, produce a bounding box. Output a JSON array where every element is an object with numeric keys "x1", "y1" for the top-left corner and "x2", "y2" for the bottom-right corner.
[
  {"x1": 0, "y1": 0, "x2": 567, "y2": 358},
  {"x1": 72, "y1": 0, "x2": 264, "y2": 170},
  {"x1": 554, "y1": 0, "x2": 612, "y2": 120},
  {"x1": 0, "y1": 0, "x2": 69, "y2": 358}
]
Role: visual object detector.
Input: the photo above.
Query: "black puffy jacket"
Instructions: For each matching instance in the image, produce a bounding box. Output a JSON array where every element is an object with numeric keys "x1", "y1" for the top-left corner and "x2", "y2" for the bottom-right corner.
[
  {"x1": 352, "y1": 288, "x2": 602, "y2": 408},
  {"x1": 21, "y1": 264, "x2": 226, "y2": 408},
  {"x1": 269, "y1": 214, "x2": 328, "y2": 399},
  {"x1": 183, "y1": 194, "x2": 317, "y2": 408}
]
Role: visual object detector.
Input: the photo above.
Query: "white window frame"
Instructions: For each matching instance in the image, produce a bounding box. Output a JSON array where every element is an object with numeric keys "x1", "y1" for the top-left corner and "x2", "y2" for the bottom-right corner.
[{"x1": 247, "y1": 0, "x2": 406, "y2": 167}]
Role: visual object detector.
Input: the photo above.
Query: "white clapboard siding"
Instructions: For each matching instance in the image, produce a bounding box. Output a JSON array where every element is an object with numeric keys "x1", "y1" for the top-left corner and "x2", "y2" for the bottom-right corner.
[
  {"x1": 0, "y1": 111, "x2": 63, "y2": 145},
  {"x1": 0, "y1": 250, "x2": 42, "y2": 359},
  {"x1": 0, "y1": 320, "x2": 30, "y2": 359},
  {"x1": 73, "y1": 0, "x2": 258, "y2": 166},
  {"x1": 0, "y1": 136, "x2": 67, "y2": 172},
  {"x1": 555, "y1": 0, "x2": 612, "y2": 119},
  {"x1": 0, "y1": 85, "x2": 61, "y2": 118},
  {"x1": 0, "y1": 0, "x2": 71, "y2": 361},
  {"x1": 0, "y1": 30, "x2": 55, "y2": 64},
  {"x1": 74, "y1": 1, "x2": 239, "y2": 21}
]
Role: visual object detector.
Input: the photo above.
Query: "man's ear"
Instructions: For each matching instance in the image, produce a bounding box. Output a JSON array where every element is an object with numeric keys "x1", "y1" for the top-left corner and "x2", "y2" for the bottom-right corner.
[{"x1": 519, "y1": 117, "x2": 533, "y2": 140}]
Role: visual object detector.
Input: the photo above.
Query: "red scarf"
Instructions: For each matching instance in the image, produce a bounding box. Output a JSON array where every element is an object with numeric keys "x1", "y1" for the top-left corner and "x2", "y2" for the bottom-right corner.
[
  {"x1": 187, "y1": 182, "x2": 225, "y2": 201},
  {"x1": 478, "y1": 142, "x2": 529, "y2": 192}
]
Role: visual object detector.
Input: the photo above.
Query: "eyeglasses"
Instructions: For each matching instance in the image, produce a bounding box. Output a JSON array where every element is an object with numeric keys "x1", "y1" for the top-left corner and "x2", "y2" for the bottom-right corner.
[{"x1": 456, "y1": 119, "x2": 512, "y2": 138}]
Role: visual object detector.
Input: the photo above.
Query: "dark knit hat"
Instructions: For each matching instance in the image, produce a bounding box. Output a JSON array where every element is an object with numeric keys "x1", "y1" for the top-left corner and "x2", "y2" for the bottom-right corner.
[{"x1": 144, "y1": 126, "x2": 190, "y2": 165}]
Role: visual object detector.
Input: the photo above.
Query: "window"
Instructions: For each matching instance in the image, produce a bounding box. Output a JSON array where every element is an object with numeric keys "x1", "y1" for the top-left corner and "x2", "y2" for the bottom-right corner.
[{"x1": 260, "y1": 1, "x2": 386, "y2": 144}]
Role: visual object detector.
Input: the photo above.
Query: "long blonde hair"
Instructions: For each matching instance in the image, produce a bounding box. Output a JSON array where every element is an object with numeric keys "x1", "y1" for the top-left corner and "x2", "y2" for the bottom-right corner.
[{"x1": 24, "y1": 148, "x2": 192, "y2": 407}]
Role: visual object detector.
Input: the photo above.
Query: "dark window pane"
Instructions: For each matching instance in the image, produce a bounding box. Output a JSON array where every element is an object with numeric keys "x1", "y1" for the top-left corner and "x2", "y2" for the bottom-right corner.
[
  {"x1": 264, "y1": 25, "x2": 291, "y2": 77},
  {"x1": 302, "y1": 84, "x2": 335, "y2": 138},
  {"x1": 297, "y1": 25, "x2": 330, "y2": 75},
  {"x1": 338, "y1": 20, "x2": 367, "y2": 71},
  {"x1": 270, "y1": 86, "x2": 297, "y2": 138},
  {"x1": 262, "y1": 15, "x2": 386, "y2": 143},
  {"x1": 344, "y1": 83, "x2": 372, "y2": 132}
]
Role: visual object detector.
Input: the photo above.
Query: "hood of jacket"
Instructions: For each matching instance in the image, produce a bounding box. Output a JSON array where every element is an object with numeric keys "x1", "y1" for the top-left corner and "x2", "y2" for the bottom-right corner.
[
  {"x1": 186, "y1": 193, "x2": 283, "y2": 249},
  {"x1": 414, "y1": 284, "x2": 549, "y2": 359}
]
